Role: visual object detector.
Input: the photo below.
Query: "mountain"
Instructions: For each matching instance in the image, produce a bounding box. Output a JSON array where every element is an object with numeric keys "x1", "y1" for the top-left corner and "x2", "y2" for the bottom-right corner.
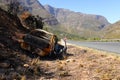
[
  {"x1": 0, "y1": 0, "x2": 58, "y2": 25},
  {"x1": 0, "y1": 1, "x2": 112, "y2": 38},
  {"x1": 44, "y1": 5, "x2": 110, "y2": 38},
  {"x1": 103, "y1": 21, "x2": 120, "y2": 39}
]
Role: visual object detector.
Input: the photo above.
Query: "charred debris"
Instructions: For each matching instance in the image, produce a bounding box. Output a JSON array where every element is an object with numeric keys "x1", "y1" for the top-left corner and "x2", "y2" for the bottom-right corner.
[{"x1": 0, "y1": 6, "x2": 67, "y2": 79}]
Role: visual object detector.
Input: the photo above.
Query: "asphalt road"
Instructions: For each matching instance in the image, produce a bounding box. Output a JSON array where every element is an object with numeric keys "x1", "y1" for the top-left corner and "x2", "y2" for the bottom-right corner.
[{"x1": 68, "y1": 41, "x2": 120, "y2": 54}]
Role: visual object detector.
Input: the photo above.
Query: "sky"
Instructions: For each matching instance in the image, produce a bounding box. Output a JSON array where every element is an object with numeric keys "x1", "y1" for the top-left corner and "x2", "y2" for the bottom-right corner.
[{"x1": 39, "y1": 0, "x2": 120, "y2": 23}]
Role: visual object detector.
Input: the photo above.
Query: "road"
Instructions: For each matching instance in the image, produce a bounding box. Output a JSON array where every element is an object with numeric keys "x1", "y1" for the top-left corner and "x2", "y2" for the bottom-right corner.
[{"x1": 68, "y1": 41, "x2": 120, "y2": 54}]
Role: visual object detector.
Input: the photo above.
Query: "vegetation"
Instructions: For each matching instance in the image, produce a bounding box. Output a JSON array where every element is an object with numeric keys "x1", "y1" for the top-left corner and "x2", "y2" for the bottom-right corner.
[
  {"x1": 43, "y1": 25, "x2": 120, "y2": 42},
  {"x1": 1, "y1": 0, "x2": 120, "y2": 79},
  {"x1": 103, "y1": 20, "x2": 120, "y2": 39},
  {"x1": 43, "y1": 25, "x2": 87, "y2": 41},
  {"x1": 44, "y1": 5, "x2": 110, "y2": 39},
  {"x1": 7, "y1": 0, "x2": 22, "y2": 15},
  {"x1": 24, "y1": 14, "x2": 44, "y2": 30}
]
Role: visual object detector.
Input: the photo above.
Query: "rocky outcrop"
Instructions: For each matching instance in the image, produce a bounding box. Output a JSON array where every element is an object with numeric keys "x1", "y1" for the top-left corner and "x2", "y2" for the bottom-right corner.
[{"x1": 0, "y1": 0, "x2": 59, "y2": 25}]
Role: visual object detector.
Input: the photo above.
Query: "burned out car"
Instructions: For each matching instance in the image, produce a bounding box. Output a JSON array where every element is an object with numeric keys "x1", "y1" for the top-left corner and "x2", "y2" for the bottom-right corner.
[{"x1": 18, "y1": 29, "x2": 67, "y2": 58}]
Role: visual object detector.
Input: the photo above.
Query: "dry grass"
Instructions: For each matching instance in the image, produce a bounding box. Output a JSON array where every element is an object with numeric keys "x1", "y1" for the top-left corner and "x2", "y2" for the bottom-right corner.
[
  {"x1": 30, "y1": 57, "x2": 41, "y2": 66},
  {"x1": 21, "y1": 75, "x2": 26, "y2": 80},
  {"x1": 2, "y1": 44, "x2": 120, "y2": 80},
  {"x1": 39, "y1": 44, "x2": 120, "y2": 80}
]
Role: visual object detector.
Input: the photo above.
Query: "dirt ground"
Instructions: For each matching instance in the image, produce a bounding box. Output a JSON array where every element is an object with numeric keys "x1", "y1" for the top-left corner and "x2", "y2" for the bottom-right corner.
[
  {"x1": 39, "y1": 44, "x2": 120, "y2": 80},
  {"x1": 1, "y1": 8, "x2": 120, "y2": 80},
  {"x1": 1, "y1": 43, "x2": 120, "y2": 80}
]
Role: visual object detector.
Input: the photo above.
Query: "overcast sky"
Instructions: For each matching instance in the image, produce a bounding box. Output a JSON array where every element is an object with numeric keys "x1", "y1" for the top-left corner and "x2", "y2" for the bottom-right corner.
[{"x1": 39, "y1": 0, "x2": 120, "y2": 23}]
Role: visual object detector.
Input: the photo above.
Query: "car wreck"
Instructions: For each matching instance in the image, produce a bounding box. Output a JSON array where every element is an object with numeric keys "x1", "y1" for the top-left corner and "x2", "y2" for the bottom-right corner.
[{"x1": 15, "y1": 29, "x2": 67, "y2": 59}]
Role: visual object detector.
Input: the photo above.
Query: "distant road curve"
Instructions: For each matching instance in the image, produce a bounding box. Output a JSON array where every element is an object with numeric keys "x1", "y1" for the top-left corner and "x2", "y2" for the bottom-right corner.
[{"x1": 68, "y1": 40, "x2": 120, "y2": 54}]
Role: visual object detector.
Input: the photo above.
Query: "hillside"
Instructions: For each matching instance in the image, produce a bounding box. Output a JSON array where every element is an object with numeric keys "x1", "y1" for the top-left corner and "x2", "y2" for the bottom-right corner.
[
  {"x1": 0, "y1": 7, "x2": 62, "y2": 80},
  {"x1": 0, "y1": 8, "x2": 38, "y2": 79},
  {"x1": 44, "y1": 5, "x2": 110, "y2": 38},
  {"x1": 1, "y1": 6, "x2": 120, "y2": 80},
  {"x1": 103, "y1": 21, "x2": 120, "y2": 39},
  {"x1": 0, "y1": 1, "x2": 112, "y2": 38},
  {"x1": 0, "y1": 0, "x2": 58, "y2": 25}
]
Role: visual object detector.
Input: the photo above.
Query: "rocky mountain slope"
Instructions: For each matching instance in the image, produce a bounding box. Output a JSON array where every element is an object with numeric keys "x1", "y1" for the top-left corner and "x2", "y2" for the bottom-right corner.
[
  {"x1": 0, "y1": 0, "x2": 58, "y2": 25},
  {"x1": 44, "y1": 5, "x2": 110, "y2": 37},
  {"x1": 103, "y1": 21, "x2": 120, "y2": 39}
]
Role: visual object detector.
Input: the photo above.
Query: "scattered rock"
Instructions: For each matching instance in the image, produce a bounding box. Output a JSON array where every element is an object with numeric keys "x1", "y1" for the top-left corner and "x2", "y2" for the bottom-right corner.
[
  {"x1": 23, "y1": 64, "x2": 29, "y2": 68},
  {"x1": 58, "y1": 71, "x2": 69, "y2": 77},
  {"x1": 66, "y1": 59, "x2": 76, "y2": 63},
  {"x1": 0, "y1": 43, "x2": 4, "y2": 48},
  {"x1": 80, "y1": 49, "x2": 87, "y2": 53},
  {"x1": 0, "y1": 62, "x2": 10, "y2": 68}
]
